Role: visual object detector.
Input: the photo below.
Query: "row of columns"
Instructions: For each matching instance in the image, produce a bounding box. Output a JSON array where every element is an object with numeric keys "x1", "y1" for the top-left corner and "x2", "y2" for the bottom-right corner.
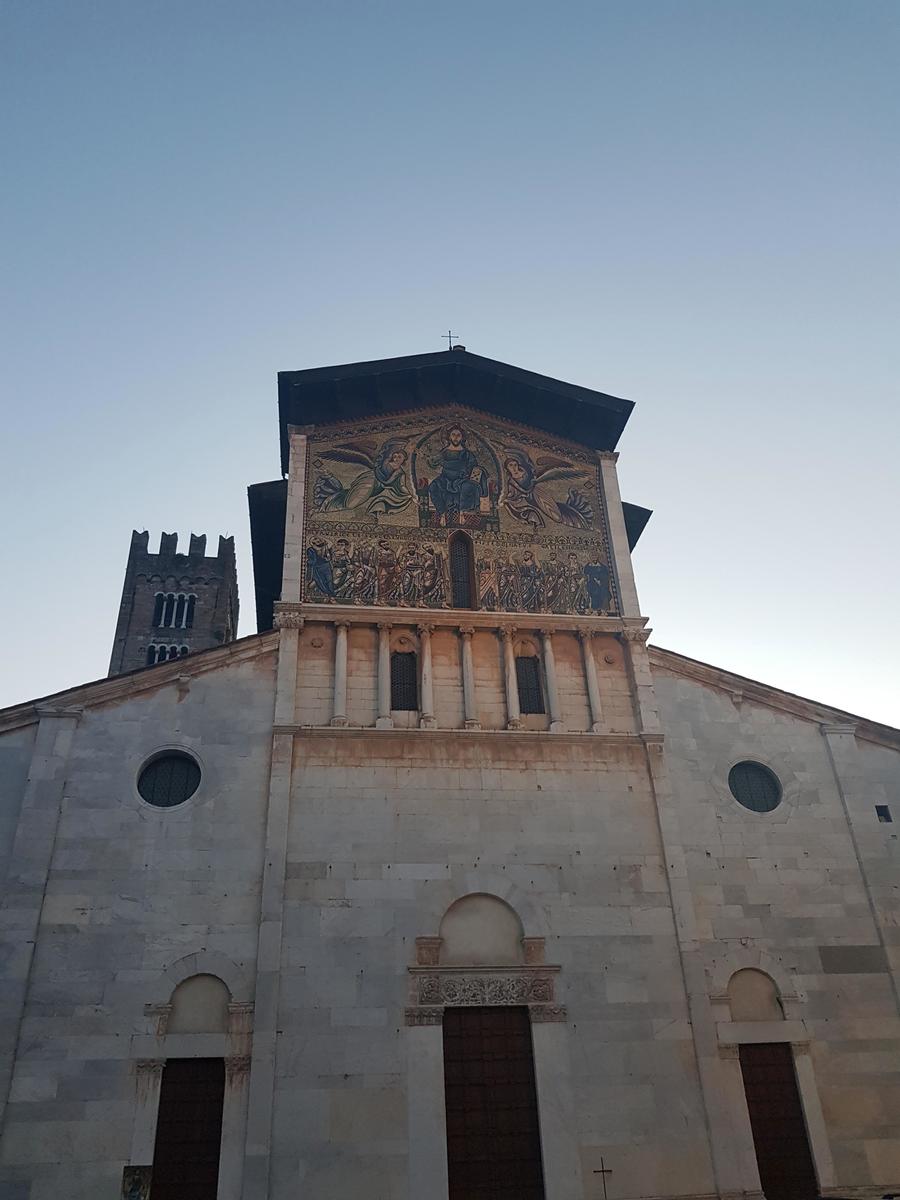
[{"x1": 329, "y1": 621, "x2": 607, "y2": 732}]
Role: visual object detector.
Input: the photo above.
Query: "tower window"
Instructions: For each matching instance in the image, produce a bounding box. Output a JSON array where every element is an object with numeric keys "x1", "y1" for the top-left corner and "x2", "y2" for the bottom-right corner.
[
  {"x1": 728, "y1": 761, "x2": 782, "y2": 813},
  {"x1": 449, "y1": 532, "x2": 476, "y2": 609},
  {"x1": 515, "y1": 656, "x2": 545, "y2": 715},
  {"x1": 175, "y1": 594, "x2": 186, "y2": 627},
  {"x1": 876, "y1": 804, "x2": 892, "y2": 823},
  {"x1": 162, "y1": 593, "x2": 176, "y2": 627},
  {"x1": 186, "y1": 594, "x2": 196, "y2": 628},
  {"x1": 152, "y1": 593, "x2": 165, "y2": 627},
  {"x1": 390, "y1": 651, "x2": 418, "y2": 711}
]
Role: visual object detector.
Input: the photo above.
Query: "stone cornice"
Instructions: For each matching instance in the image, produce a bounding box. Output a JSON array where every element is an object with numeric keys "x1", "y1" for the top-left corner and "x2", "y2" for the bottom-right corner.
[
  {"x1": 288, "y1": 602, "x2": 648, "y2": 638},
  {"x1": 274, "y1": 725, "x2": 645, "y2": 746},
  {"x1": 0, "y1": 632, "x2": 280, "y2": 734},
  {"x1": 650, "y1": 645, "x2": 900, "y2": 750}
]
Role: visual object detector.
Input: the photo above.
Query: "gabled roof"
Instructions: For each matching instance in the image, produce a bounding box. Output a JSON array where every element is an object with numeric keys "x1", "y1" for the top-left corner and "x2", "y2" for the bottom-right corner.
[{"x1": 277, "y1": 348, "x2": 635, "y2": 475}]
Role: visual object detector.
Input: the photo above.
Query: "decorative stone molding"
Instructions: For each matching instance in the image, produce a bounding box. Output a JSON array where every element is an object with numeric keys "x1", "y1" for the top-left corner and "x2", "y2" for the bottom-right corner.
[
  {"x1": 415, "y1": 936, "x2": 443, "y2": 966},
  {"x1": 143, "y1": 1002, "x2": 172, "y2": 1036},
  {"x1": 406, "y1": 965, "x2": 564, "y2": 1024},
  {"x1": 134, "y1": 1059, "x2": 165, "y2": 1077},
  {"x1": 499, "y1": 624, "x2": 517, "y2": 642},
  {"x1": 620, "y1": 626, "x2": 651, "y2": 644},
  {"x1": 273, "y1": 610, "x2": 305, "y2": 630},
  {"x1": 404, "y1": 1007, "x2": 444, "y2": 1026},
  {"x1": 224, "y1": 1053, "x2": 252, "y2": 1081},
  {"x1": 522, "y1": 937, "x2": 545, "y2": 965},
  {"x1": 227, "y1": 1000, "x2": 255, "y2": 1035},
  {"x1": 718, "y1": 1043, "x2": 741, "y2": 1060},
  {"x1": 416, "y1": 623, "x2": 436, "y2": 636}
]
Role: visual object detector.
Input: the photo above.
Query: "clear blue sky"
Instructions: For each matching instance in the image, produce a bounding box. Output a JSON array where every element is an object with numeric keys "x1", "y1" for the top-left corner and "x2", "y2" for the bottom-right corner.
[{"x1": 2, "y1": 1, "x2": 898, "y2": 723}]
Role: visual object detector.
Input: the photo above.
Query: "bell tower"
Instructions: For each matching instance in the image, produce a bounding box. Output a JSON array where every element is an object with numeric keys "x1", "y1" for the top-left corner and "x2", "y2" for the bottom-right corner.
[{"x1": 108, "y1": 530, "x2": 239, "y2": 676}]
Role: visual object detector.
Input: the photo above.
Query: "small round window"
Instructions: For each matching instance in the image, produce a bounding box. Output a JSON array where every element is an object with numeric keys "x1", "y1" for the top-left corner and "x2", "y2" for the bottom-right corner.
[
  {"x1": 728, "y1": 761, "x2": 781, "y2": 813},
  {"x1": 138, "y1": 752, "x2": 201, "y2": 808}
]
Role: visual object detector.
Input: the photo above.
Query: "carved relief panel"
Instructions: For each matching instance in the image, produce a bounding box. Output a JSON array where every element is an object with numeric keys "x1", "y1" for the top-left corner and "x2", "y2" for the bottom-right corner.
[{"x1": 302, "y1": 409, "x2": 618, "y2": 616}]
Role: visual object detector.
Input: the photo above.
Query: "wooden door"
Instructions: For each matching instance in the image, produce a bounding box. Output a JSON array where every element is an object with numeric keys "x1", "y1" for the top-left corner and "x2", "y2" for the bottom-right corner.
[
  {"x1": 739, "y1": 1042, "x2": 818, "y2": 1200},
  {"x1": 150, "y1": 1058, "x2": 225, "y2": 1200},
  {"x1": 443, "y1": 1006, "x2": 546, "y2": 1200}
]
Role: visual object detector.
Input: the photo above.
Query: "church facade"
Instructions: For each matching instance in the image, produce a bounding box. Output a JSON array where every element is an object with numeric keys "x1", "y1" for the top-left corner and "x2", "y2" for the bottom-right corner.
[{"x1": 0, "y1": 349, "x2": 898, "y2": 1200}]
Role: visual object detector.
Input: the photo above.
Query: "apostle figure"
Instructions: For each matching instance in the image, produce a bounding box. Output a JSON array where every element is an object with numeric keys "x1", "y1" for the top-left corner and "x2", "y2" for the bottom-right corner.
[
  {"x1": 519, "y1": 550, "x2": 544, "y2": 612},
  {"x1": 306, "y1": 539, "x2": 335, "y2": 601},
  {"x1": 584, "y1": 554, "x2": 612, "y2": 613}
]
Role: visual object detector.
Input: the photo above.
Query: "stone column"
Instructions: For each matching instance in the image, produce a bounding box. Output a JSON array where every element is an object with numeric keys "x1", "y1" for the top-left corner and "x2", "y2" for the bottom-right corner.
[
  {"x1": 597, "y1": 450, "x2": 641, "y2": 617},
  {"x1": 376, "y1": 623, "x2": 393, "y2": 729},
  {"x1": 418, "y1": 624, "x2": 436, "y2": 729},
  {"x1": 407, "y1": 1023, "x2": 450, "y2": 1200},
  {"x1": 331, "y1": 621, "x2": 349, "y2": 727},
  {"x1": 281, "y1": 428, "x2": 311, "y2": 604},
  {"x1": 578, "y1": 629, "x2": 603, "y2": 733},
  {"x1": 500, "y1": 626, "x2": 521, "y2": 730},
  {"x1": 459, "y1": 626, "x2": 480, "y2": 730},
  {"x1": 540, "y1": 630, "x2": 565, "y2": 732}
]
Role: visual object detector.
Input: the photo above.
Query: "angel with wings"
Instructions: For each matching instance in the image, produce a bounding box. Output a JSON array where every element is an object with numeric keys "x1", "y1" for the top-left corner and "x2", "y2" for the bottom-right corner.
[
  {"x1": 313, "y1": 438, "x2": 413, "y2": 516},
  {"x1": 501, "y1": 448, "x2": 593, "y2": 529}
]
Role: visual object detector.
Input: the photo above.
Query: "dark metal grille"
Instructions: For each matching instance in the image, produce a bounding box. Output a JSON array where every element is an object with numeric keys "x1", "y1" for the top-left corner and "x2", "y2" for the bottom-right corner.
[
  {"x1": 515, "y1": 657, "x2": 545, "y2": 715},
  {"x1": 739, "y1": 1043, "x2": 818, "y2": 1200},
  {"x1": 450, "y1": 534, "x2": 476, "y2": 609},
  {"x1": 443, "y1": 1006, "x2": 546, "y2": 1200},
  {"x1": 138, "y1": 753, "x2": 201, "y2": 807},
  {"x1": 150, "y1": 1058, "x2": 225, "y2": 1200},
  {"x1": 729, "y1": 761, "x2": 781, "y2": 812},
  {"x1": 390, "y1": 651, "x2": 418, "y2": 711}
]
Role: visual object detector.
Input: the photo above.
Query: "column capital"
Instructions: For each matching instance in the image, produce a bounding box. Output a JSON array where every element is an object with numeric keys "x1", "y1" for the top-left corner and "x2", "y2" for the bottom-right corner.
[
  {"x1": 499, "y1": 625, "x2": 517, "y2": 642},
  {"x1": 458, "y1": 625, "x2": 475, "y2": 638},
  {"x1": 273, "y1": 610, "x2": 304, "y2": 630},
  {"x1": 417, "y1": 623, "x2": 436, "y2": 637},
  {"x1": 334, "y1": 620, "x2": 351, "y2": 632},
  {"x1": 576, "y1": 626, "x2": 596, "y2": 642},
  {"x1": 377, "y1": 621, "x2": 393, "y2": 632},
  {"x1": 538, "y1": 628, "x2": 556, "y2": 640},
  {"x1": 620, "y1": 626, "x2": 651, "y2": 644},
  {"x1": 596, "y1": 450, "x2": 619, "y2": 463},
  {"x1": 820, "y1": 722, "x2": 857, "y2": 737}
]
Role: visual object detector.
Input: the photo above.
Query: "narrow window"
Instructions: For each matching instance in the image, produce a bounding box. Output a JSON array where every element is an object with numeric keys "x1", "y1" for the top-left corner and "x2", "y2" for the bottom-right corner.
[
  {"x1": 152, "y1": 594, "x2": 165, "y2": 627},
  {"x1": 876, "y1": 804, "x2": 893, "y2": 823},
  {"x1": 175, "y1": 594, "x2": 186, "y2": 627},
  {"x1": 163, "y1": 593, "x2": 176, "y2": 627},
  {"x1": 449, "y1": 532, "x2": 476, "y2": 609},
  {"x1": 516, "y1": 656, "x2": 545, "y2": 714},
  {"x1": 179, "y1": 645, "x2": 189, "y2": 658},
  {"x1": 150, "y1": 1058, "x2": 225, "y2": 1200},
  {"x1": 186, "y1": 594, "x2": 196, "y2": 628},
  {"x1": 146, "y1": 646, "x2": 157, "y2": 666},
  {"x1": 444, "y1": 1007, "x2": 545, "y2": 1200},
  {"x1": 390, "y1": 651, "x2": 418, "y2": 710},
  {"x1": 168, "y1": 645, "x2": 180, "y2": 661}
]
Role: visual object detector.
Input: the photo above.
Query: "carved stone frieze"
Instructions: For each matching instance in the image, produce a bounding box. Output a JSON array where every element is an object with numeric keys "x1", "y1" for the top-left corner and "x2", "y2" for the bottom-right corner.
[
  {"x1": 410, "y1": 969, "x2": 558, "y2": 1009},
  {"x1": 224, "y1": 1054, "x2": 252, "y2": 1081}
]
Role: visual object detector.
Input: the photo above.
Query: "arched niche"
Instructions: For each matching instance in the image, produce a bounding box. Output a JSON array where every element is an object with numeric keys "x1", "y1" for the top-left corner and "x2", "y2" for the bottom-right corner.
[
  {"x1": 727, "y1": 968, "x2": 783, "y2": 1022},
  {"x1": 168, "y1": 973, "x2": 232, "y2": 1034},
  {"x1": 439, "y1": 893, "x2": 524, "y2": 966}
]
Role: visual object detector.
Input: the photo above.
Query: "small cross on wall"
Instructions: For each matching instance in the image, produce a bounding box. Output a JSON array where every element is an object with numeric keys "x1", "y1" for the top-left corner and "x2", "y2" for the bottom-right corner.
[{"x1": 593, "y1": 1156, "x2": 613, "y2": 1200}]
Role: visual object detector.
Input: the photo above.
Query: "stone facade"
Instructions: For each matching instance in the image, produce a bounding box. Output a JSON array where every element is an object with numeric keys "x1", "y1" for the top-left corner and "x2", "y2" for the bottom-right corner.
[
  {"x1": 0, "y1": 364, "x2": 898, "y2": 1200},
  {"x1": 108, "y1": 530, "x2": 239, "y2": 676}
]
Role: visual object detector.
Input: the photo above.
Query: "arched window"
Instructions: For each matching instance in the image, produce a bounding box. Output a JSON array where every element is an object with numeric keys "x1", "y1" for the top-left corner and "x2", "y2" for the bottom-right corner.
[
  {"x1": 727, "y1": 969, "x2": 783, "y2": 1021},
  {"x1": 179, "y1": 645, "x2": 189, "y2": 658},
  {"x1": 147, "y1": 645, "x2": 157, "y2": 666},
  {"x1": 390, "y1": 651, "x2": 418, "y2": 710},
  {"x1": 162, "y1": 593, "x2": 176, "y2": 627},
  {"x1": 167, "y1": 645, "x2": 179, "y2": 661},
  {"x1": 152, "y1": 593, "x2": 165, "y2": 627},
  {"x1": 515, "y1": 653, "x2": 545, "y2": 714},
  {"x1": 449, "y1": 531, "x2": 476, "y2": 609},
  {"x1": 439, "y1": 894, "x2": 524, "y2": 966},
  {"x1": 174, "y1": 594, "x2": 186, "y2": 627},
  {"x1": 186, "y1": 595, "x2": 196, "y2": 628},
  {"x1": 168, "y1": 974, "x2": 231, "y2": 1034}
]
